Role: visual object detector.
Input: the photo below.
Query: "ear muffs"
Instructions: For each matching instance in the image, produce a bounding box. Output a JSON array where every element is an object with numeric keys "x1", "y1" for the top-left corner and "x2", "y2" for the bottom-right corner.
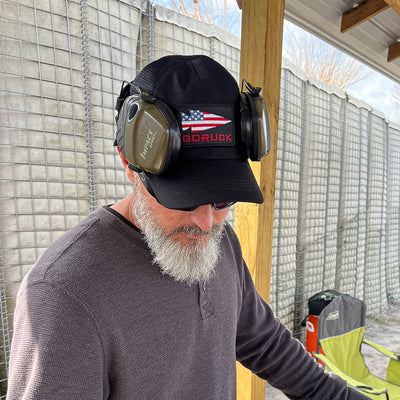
[
  {"x1": 115, "y1": 87, "x2": 181, "y2": 175},
  {"x1": 240, "y1": 80, "x2": 271, "y2": 161},
  {"x1": 115, "y1": 79, "x2": 270, "y2": 176}
]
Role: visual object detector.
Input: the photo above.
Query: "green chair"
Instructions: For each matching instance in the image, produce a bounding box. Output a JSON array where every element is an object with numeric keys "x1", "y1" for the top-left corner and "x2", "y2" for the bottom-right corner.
[{"x1": 313, "y1": 294, "x2": 400, "y2": 399}]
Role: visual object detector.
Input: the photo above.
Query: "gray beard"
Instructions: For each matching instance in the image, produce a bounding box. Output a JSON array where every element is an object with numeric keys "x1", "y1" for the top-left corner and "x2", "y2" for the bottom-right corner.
[{"x1": 132, "y1": 181, "x2": 225, "y2": 286}]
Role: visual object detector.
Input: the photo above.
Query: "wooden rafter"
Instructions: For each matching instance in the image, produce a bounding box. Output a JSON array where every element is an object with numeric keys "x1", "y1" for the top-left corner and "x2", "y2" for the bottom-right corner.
[
  {"x1": 383, "y1": 0, "x2": 400, "y2": 62},
  {"x1": 388, "y1": 40, "x2": 400, "y2": 61},
  {"x1": 383, "y1": 0, "x2": 400, "y2": 15},
  {"x1": 341, "y1": 0, "x2": 389, "y2": 32},
  {"x1": 341, "y1": 0, "x2": 400, "y2": 63}
]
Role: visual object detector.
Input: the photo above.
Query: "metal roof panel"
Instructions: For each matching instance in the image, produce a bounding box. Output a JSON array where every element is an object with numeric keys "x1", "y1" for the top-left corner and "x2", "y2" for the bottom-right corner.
[{"x1": 285, "y1": 0, "x2": 400, "y2": 84}]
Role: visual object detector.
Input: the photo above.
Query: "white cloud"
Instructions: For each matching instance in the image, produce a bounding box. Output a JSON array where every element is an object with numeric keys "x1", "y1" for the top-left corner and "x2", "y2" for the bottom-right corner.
[{"x1": 347, "y1": 72, "x2": 397, "y2": 122}]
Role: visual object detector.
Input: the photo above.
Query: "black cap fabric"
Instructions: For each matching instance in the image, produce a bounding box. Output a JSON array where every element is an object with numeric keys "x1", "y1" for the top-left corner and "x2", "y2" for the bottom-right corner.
[{"x1": 119, "y1": 55, "x2": 263, "y2": 209}]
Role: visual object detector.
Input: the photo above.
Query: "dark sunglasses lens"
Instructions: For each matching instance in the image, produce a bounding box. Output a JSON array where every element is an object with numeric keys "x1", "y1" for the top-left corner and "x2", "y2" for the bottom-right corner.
[
  {"x1": 176, "y1": 206, "x2": 197, "y2": 212},
  {"x1": 172, "y1": 202, "x2": 235, "y2": 212},
  {"x1": 213, "y1": 202, "x2": 235, "y2": 210}
]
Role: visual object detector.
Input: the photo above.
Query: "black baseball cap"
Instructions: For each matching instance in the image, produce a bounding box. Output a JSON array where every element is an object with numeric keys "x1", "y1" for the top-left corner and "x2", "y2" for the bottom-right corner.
[{"x1": 116, "y1": 55, "x2": 263, "y2": 210}]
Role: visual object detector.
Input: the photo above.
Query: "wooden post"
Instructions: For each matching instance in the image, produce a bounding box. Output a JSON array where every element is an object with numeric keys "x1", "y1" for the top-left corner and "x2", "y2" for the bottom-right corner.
[{"x1": 235, "y1": 0, "x2": 285, "y2": 399}]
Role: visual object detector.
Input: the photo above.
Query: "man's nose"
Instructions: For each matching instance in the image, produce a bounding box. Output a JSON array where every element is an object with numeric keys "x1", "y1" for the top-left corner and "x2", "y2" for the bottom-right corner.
[{"x1": 189, "y1": 205, "x2": 214, "y2": 232}]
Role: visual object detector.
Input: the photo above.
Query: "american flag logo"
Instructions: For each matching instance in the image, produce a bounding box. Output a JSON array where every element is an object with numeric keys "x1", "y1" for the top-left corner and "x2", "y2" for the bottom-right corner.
[{"x1": 180, "y1": 110, "x2": 231, "y2": 133}]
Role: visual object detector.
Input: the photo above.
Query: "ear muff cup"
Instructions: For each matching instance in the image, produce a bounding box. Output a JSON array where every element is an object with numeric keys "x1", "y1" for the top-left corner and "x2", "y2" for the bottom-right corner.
[
  {"x1": 240, "y1": 92, "x2": 256, "y2": 160},
  {"x1": 240, "y1": 91, "x2": 271, "y2": 162},
  {"x1": 117, "y1": 94, "x2": 181, "y2": 175}
]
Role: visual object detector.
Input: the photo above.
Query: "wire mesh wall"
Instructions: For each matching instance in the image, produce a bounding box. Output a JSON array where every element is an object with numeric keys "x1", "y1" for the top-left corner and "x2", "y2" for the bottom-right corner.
[
  {"x1": 0, "y1": 1, "x2": 239, "y2": 396},
  {"x1": 1, "y1": 0, "x2": 400, "y2": 397},
  {"x1": 387, "y1": 127, "x2": 400, "y2": 299},
  {"x1": 337, "y1": 102, "x2": 369, "y2": 301},
  {"x1": 271, "y1": 65, "x2": 400, "y2": 337}
]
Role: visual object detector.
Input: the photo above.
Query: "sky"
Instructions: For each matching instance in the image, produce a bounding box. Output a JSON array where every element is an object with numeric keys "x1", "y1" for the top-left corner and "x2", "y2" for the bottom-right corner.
[
  {"x1": 282, "y1": 20, "x2": 399, "y2": 124},
  {"x1": 347, "y1": 71, "x2": 398, "y2": 123},
  {"x1": 152, "y1": 0, "x2": 399, "y2": 124}
]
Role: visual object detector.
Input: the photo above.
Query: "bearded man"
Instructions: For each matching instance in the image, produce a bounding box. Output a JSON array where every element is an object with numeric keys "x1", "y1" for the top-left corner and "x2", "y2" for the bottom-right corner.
[{"x1": 7, "y1": 55, "x2": 369, "y2": 400}]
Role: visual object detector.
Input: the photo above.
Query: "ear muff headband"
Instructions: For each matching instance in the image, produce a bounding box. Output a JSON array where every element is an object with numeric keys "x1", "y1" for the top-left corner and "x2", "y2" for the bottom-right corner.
[
  {"x1": 115, "y1": 79, "x2": 270, "y2": 176},
  {"x1": 240, "y1": 80, "x2": 271, "y2": 162},
  {"x1": 116, "y1": 90, "x2": 181, "y2": 175}
]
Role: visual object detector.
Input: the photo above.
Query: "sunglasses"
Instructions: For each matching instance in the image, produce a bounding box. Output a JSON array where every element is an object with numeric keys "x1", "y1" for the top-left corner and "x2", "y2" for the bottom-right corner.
[
  {"x1": 173, "y1": 202, "x2": 236, "y2": 212},
  {"x1": 138, "y1": 173, "x2": 236, "y2": 212}
]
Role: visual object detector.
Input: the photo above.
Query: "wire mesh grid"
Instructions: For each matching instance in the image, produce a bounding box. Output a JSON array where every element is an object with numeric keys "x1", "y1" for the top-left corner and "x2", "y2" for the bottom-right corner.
[
  {"x1": 365, "y1": 114, "x2": 388, "y2": 314},
  {"x1": 271, "y1": 68, "x2": 400, "y2": 338},
  {"x1": 1, "y1": 1, "x2": 88, "y2": 394},
  {"x1": 338, "y1": 103, "x2": 369, "y2": 300},
  {"x1": 291, "y1": 82, "x2": 344, "y2": 337},
  {"x1": 271, "y1": 68, "x2": 303, "y2": 331},
  {"x1": 0, "y1": 1, "x2": 241, "y2": 394},
  {"x1": 154, "y1": 19, "x2": 211, "y2": 59},
  {"x1": 0, "y1": 0, "x2": 148, "y2": 396},
  {"x1": 387, "y1": 126, "x2": 400, "y2": 299},
  {"x1": 152, "y1": 6, "x2": 240, "y2": 80},
  {"x1": 84, "y1": 0, "x2": 150, "y2": 208}
]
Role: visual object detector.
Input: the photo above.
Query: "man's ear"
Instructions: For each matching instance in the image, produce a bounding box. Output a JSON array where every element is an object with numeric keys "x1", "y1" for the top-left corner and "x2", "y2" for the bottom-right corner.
[{"x1": 116, "y1": 146, "x2": 136, "y2": 183}]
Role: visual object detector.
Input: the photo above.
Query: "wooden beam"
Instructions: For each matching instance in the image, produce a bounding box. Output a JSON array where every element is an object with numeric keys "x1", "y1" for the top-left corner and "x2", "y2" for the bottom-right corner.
[
  {"x1": 383, "y1": 0, "x2": 400, "y2": 15},
  {"x1": 235, "y1": 0, "x2": 284, "y2": 399},
  {"x1": 382, "y1": 1, "x2": 400, "y2": 62},
  {"x1": 388, "y1": 40, "x2": 400, "y2": 61},
  {"x1": 341, "y1": 0, "x2": 389, "y2": 32}
]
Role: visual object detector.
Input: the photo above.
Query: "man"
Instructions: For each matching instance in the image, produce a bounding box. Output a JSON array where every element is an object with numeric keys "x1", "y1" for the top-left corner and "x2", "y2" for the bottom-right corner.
[{"x1": 7, "y1": 55, "x2": 368, "y2": 399}]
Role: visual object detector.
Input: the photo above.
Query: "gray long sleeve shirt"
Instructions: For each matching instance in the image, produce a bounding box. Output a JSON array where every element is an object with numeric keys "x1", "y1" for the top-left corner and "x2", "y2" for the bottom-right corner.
[{"x1": 7, "y1": 206, "x2": 368, "y2": 399}]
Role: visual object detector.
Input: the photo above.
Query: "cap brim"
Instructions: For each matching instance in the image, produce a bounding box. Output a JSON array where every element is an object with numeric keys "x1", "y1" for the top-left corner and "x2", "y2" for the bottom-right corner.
[{"x1": 145, "y1": 159, "x2": 263, "y2": 210}]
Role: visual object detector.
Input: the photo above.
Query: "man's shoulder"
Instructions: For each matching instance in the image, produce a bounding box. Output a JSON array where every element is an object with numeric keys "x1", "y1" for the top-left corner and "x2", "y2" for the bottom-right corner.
[
  {"x1": 23, "y1": 207, "x2": 145, "y2": 289},
  {"x1": 32, "y1": 208, "x2": 107, "y2": 270}
]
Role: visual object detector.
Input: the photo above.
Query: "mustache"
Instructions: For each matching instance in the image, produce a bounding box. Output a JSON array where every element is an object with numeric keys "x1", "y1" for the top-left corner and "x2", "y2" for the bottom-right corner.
[{"x1": 167, "y1": 224, "x2": 222, "y2": 238}]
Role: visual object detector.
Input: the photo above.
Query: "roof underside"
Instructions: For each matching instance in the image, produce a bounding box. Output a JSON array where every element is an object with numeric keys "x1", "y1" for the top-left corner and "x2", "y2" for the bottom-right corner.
[{"x1": 284, "y1": 0, "x2": 400, "y2": 85}]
